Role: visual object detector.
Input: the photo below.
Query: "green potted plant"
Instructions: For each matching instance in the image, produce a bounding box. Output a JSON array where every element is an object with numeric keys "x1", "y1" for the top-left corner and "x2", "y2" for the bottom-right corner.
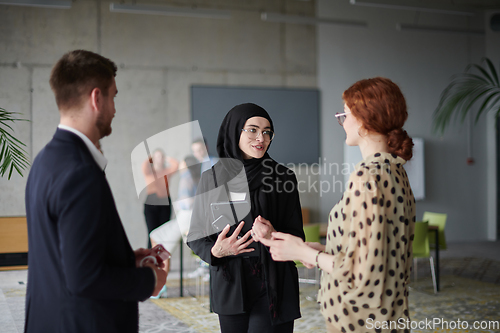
[
  {"x1": 433, "y1": 58, "x2": 500, "y2": 134},
  {"x1": 433, "y1": 57, "x2": 500, "y2": 135},
  {"x1": 0, "y1": 108, "x2": 30, "y2": 268},
  {"x1": 0, "y1": 107, "x2": 30, "y2": 179}
]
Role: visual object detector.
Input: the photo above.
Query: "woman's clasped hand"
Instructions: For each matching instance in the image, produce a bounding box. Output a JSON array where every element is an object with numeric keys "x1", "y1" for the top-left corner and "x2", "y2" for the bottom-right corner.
[{"x1": 250, "y1": 215, "x2": 276, "y2": 242}]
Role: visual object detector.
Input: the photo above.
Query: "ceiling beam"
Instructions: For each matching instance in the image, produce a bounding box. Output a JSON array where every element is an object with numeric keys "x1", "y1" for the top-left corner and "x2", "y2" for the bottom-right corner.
[
  {"x1": 109, "y1": 3, "x2": 231, "y2": 19},
  {"x1": 0, "y1": 0, "x2": 71, "y2": 9},
  {"x1": 261, "y1": 12, "x2": 367, "y2": 27},
  {"x1": 350, "y1": 0, "x2": 476, "y2": 16},
  {"x1": 396, "y1": 23, "x2": 485, "y2": 35}
]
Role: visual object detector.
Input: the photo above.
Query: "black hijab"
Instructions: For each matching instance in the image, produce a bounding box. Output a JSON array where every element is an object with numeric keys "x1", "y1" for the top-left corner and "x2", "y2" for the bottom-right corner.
[{"x1": 216, "y1": 103, "x2": 275, "y2": 191}]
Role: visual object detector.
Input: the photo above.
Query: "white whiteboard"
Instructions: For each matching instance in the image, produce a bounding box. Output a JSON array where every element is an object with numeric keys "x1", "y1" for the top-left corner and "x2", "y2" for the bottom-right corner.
[{"x1": 344, "y1": 138, "x2": 425, "y2": 200}]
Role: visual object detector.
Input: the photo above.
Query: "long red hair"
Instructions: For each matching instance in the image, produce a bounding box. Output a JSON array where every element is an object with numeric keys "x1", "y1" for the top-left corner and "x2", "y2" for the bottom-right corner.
[{"x1": 342, "y1": 77, "x2": 413, "y2": 160}]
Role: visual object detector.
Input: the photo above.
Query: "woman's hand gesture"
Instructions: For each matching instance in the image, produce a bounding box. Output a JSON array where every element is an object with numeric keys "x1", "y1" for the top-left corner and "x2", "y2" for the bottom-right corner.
[
  {"x1": 259, "y1": 232, "x2": 305, "y2": 262},
  {"x1": 251, "y1": 215, "x2": 276, "y2": 242},
  {"x1": 260, "y1": 232, "x2": 325, "y2": 268},
  {"x1": 211, "y1": 221, "x2": 254, "y2": 258}
]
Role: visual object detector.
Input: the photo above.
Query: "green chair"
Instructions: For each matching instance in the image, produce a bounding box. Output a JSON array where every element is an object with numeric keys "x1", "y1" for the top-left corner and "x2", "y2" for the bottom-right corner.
[
  {"x1": 412, "y1": 221, "x2": 437, "y2": 294},
  {"x1": 295, "y1": 224, "x2": 321, "y2": 285},
  {"x1": 422, "y1": 211, "x2": 447, "y2": 250}
]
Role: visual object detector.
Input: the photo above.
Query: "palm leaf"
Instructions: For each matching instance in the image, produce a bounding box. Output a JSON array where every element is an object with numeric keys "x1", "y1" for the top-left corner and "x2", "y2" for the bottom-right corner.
[
  {"x1": 484, "y1": 58, "x2": 499, "y2": 85},
  {"x1": 467, "y1": 64, "x2": 495, "y2": 85},
  {"x1": 433, "y1": 57, "x2": 500, "y2": 134},
  {"x1": 458, "y1": 85, "x2": 495, "y2": 123},
  {"x1": 474, "y1": 89, "x2": 500, "y2": 124},
  {"x1": 0, "y1": 107, "x2": 30, "y2": 179}
]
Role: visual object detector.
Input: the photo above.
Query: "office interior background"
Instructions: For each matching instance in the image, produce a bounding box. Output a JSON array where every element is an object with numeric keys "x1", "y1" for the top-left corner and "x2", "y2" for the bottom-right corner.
[{"x1": 1, "y1": 0, "x2": 499, "y2": 249}]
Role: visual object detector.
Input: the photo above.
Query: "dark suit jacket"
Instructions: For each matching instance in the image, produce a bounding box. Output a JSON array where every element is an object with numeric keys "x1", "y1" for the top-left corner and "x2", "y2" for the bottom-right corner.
[{"x1": 24, "y1": 129, "x2": 155, "y2": 333}]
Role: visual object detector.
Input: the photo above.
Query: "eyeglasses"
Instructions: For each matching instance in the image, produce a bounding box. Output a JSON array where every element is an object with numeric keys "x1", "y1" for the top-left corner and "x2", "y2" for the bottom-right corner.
[
  {"x1": 335, "y1": 112, "x2": 351, "y2": 126},
  {"x1": 241, "y1": 128, "x2": 275, "y2": 141}
]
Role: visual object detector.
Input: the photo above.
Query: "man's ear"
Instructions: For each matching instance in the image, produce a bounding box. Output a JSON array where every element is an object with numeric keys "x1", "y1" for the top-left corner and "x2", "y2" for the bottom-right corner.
[{"x1": 90, "y1": 87, "x2": 102, "y2": 112}]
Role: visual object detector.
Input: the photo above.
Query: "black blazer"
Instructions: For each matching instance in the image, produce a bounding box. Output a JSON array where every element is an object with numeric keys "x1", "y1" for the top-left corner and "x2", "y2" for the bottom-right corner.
[
  {"x1": 24, "y1": 129, "x2": 155, "y2": 333},
  {"x1": 187, "y1": 161, "x2": 304, "y2": 325}
]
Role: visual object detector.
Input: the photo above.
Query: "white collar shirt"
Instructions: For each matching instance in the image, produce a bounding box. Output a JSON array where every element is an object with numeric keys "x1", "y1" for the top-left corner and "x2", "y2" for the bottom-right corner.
[{"x1": 57, "y1": 124, "x2": 107, "y2": 171}]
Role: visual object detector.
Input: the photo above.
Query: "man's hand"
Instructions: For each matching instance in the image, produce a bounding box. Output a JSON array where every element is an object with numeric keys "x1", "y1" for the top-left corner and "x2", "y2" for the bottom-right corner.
[
  {"x1": 211, "y1": 221, "x2": 254, "y2": 258},
  {"x1": 143, "y1": 262, "x2": 167, "y2": 297},
  {"x1": 134, "y1": 248, "x2": 151, "y2": 268}
]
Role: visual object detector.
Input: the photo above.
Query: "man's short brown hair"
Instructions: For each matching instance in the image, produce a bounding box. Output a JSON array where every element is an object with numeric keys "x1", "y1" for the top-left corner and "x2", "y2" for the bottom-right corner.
[{"x1": 49, "y1": 50, "x2": 117, "y2": 111}]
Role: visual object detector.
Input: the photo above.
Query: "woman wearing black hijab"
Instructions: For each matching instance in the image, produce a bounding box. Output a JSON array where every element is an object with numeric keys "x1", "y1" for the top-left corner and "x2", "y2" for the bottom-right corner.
[{"x1": 187, "y1": 103, "x2": 305, "y2": 333}]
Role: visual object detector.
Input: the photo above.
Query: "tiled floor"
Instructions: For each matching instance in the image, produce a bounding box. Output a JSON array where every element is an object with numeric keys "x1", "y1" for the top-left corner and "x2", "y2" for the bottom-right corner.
[
  {"x1": 1, "y1": 240, "x2": 499, "y2": 333},
  {"x1": 0, "y1": 241, "x2": 205, "y2": 333},
  {"x1": 0, "y1": 268, "x2": 195, "y2": 333}
]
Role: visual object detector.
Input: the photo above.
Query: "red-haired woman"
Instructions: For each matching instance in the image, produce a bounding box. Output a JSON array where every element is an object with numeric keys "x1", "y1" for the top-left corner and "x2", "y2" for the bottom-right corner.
[{"x1": 260, "y1": 77, "x2": 416, "y2": 333}]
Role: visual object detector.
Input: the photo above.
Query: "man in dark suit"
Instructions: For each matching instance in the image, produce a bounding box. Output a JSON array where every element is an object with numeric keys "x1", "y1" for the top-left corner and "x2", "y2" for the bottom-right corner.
[{"x1": 24, "y1": 50, "x2": 167, "y2": 333}]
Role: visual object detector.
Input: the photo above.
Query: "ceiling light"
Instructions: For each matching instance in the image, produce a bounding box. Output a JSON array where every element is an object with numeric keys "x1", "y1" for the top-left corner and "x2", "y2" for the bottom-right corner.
[
  {"x1": 261, "y1": 12, "x2": 367, "y2": 27},
  {"x1": 0, "y1": 0, "x2": 71, "y2": 9},
  {"x1": 109, "y1": 3, "x2": 231, "y2": 19},
  {"x1": 350, "y1": 0, "x2": 475, "y2": 17}
]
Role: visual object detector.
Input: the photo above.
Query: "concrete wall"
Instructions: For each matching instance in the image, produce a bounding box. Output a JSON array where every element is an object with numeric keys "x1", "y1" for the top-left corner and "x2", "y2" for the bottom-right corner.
[
  {"x1": 0, "y1": 0, "x2": 318, "y2": 248},
  {"x1": 317, "y1": 0, "x2": 494, "y2": 241},
  {"x1": 1, "y1": 0, "x2": 498, "y2": 247}
]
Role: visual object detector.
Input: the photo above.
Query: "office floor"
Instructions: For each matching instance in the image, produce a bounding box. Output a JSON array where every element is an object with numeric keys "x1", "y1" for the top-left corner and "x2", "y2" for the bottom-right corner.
[{"x1": 1, "y1": 240, "x2": 499, "y2": 333}]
